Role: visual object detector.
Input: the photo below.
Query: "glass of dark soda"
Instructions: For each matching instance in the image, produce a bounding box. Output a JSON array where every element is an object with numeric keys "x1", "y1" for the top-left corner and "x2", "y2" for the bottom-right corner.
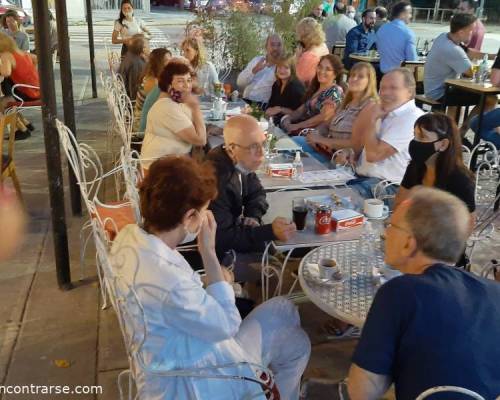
[{"x1": 292, "y1": 198, "x2": 308, "y2": 231}]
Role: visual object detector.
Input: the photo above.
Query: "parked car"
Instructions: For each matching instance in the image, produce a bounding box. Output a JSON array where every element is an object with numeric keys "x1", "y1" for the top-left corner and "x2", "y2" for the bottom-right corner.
[{"x1": 0, "y1": 0, "x2": 31, "y2": 26}]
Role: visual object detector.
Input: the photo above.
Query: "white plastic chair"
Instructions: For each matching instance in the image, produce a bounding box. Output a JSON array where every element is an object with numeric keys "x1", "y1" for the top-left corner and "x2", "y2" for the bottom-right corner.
[{"x1": 416, "y1": 386, "x2": 485, "y2": 400}]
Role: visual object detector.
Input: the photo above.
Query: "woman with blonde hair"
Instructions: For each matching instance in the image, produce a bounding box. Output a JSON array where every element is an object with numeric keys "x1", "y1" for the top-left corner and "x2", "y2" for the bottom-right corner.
[
  {"x1": 302, "y1": 62, "x2": 379, "y2": 162},
  {"x1": 181, "y1": 36, "x2": 219, "y2": 97},
  {"x1": 265, "y1": 55, "x2": 305, "y2": 124},
  {"x1": 295, "y1": 17, "x2": 329, "y2": 86},
  {"x1": 0, "y1": 32, "x2": 39, "y2": 140}
]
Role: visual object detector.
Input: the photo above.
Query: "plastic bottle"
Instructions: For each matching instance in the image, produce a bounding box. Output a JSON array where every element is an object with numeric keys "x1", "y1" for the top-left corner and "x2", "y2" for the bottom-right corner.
[
  {"x1": 478, "y1": 54, "x2": 489, "y2": 83},
  {"x1": 292, "y1": 151, "x2": 304, "y2": 180}
]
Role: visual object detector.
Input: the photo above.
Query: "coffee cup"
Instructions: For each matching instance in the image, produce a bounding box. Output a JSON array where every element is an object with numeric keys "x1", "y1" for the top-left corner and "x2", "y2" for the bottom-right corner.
[
  {"x1": 364, "y1": 199, "x2": 389, "y2": 219},
  {"x1": 318, "y1": 258, "x2": 342, "y2": 281}
]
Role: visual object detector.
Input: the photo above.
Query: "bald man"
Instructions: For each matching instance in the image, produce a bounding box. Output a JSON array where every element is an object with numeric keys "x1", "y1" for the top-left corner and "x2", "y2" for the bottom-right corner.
[
  {"x1": 206, "y1": 115, "x2": 295, "y2": 273},
  {"x1": 347, "y1": 187, "x2": 500, "y2": 399}
]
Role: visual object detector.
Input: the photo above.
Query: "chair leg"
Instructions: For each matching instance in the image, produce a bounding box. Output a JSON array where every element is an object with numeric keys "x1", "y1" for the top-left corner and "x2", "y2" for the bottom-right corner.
[{"x1": 7, "y1": 165, "x2": 24, "y2": 207}]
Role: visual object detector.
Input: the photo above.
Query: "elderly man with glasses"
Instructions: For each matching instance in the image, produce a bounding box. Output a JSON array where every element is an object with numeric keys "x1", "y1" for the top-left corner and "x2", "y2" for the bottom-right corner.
[
  {"x1": 206, "y1": 115, "x2": 296, "y2": 280},
  {"x1": 347, "y1": 186, "x2": 500, "y2": 399}
]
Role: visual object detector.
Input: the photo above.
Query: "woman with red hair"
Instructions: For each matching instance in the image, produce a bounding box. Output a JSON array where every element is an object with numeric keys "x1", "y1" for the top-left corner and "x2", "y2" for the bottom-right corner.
[{"x1": 111, "y1": 155, "x2": 310, "y2": 400}]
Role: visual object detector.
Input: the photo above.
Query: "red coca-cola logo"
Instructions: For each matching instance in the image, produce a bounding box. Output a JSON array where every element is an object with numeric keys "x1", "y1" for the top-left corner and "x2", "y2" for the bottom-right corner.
[{"x1": 318, "y1": 216, "x2": 330, "y2": 225}]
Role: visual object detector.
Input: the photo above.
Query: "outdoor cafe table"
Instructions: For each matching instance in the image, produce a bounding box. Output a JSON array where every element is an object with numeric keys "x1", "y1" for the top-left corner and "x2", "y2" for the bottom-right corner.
[
  {"x1": 444, "y1": 79, "x2": 500, "y2": 162},
  {"x1": 260, "y1": 187, "x2": 385, "y2": 301},
  {"x1": 297, "y1": 237, "x2": 386, "y2": 328}
]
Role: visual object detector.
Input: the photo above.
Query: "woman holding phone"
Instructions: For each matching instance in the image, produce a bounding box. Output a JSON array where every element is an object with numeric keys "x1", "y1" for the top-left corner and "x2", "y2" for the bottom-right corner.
[{"x1": 140, "y1": 60, "x2": 206, "y2": 169}]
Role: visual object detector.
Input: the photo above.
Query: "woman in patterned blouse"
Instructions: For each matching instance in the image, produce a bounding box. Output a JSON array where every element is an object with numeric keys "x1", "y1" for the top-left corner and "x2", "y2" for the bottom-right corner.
[{"x1": 281, "y1": 54, "x2": 344, "y2": 135}]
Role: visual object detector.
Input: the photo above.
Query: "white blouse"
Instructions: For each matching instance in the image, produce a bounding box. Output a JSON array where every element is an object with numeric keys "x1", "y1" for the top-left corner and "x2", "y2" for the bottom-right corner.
[
  {"x1": 110, "y1": 225, "x2": 266, "y2": 400},
  {"x1": 113, "y1": 17, "x2": 147, "y2": 40}
]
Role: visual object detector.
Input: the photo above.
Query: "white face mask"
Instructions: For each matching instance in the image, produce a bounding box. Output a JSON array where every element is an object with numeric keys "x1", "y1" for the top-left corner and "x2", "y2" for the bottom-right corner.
[
  {"x1": 124, "y1": 11, "x2": 133, "y2": 18},
  {"x1": 347, "y1": 11, "x2": 355, "y2": 18},
  {"x1": 180, "y1": 211, "x2": 202, "y2": 244},
  {"x1": 235, "y1": 162, "x2": 252, "y2": 176}
]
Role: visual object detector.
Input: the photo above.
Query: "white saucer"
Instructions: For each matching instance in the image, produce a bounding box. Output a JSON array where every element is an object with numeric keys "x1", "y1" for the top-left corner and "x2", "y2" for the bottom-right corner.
[
  {"x1": 365, "y1": 211, "x2": 390, "y2": 220},
  {"x1": 305, "y1": 263, "x2": 346, "y2": 285}
]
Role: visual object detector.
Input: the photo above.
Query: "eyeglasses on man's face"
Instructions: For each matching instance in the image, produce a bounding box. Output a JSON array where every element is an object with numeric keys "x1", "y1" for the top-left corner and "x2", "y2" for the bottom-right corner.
[
  {"x1": 230, "y1": 140, "x2": 267, "y2": 154},
  {"x1": 385, "y1": 222, "x2": 412, "y2": 235}
]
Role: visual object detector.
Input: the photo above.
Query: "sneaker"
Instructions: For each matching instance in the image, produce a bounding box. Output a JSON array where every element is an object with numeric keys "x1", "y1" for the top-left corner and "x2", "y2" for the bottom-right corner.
[{"x1": 14, "y1": 130, "x2": 31, "y2": 140}]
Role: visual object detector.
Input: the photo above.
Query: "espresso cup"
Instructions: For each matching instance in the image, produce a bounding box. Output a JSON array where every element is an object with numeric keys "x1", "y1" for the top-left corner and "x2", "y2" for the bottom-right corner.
[
  {"x1": 364, "y1": 199, "x2": 389, "y2": 219},
  {"x1": 318, "y1": 258, "x2": 340, "y2": 280}
]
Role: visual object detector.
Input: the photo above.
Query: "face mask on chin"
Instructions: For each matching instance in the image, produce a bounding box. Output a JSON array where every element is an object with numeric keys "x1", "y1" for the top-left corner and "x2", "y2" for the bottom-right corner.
[
  {"x1": 124, "y1": 11, "x2": 133, "y2": 18},
  {"x1": 408, "y1": 139, "x2": 440, "y2": 165}
]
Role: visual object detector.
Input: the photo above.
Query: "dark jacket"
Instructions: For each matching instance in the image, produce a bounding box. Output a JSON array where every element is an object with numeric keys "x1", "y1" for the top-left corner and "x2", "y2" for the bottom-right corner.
[{"x1": 207, "y1": 146, "x2": 276, "y2": 256}]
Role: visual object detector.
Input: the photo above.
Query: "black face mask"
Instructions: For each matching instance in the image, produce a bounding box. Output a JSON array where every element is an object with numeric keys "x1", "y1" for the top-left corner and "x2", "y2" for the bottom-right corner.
[{"x1": 408, "y1": 139, "x2": 440, "y2": 165}]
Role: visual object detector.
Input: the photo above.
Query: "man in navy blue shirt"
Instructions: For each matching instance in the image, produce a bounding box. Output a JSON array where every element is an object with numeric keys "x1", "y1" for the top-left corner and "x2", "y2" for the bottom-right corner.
[
  {"x1": 347, "y1": 187, "x2": 500, "y2": 399},
  {"x1": 343, "y1": 8, "x2": 377, "y2": 69}
]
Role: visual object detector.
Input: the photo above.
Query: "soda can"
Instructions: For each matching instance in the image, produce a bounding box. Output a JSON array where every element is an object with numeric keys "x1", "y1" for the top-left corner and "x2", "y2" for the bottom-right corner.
[{"x1": 315, "y1": 205, "x2": 332, "y2": 235}]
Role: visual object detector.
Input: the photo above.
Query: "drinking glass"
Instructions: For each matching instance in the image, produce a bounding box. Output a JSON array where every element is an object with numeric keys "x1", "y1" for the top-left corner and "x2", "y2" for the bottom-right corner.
[{"x1": 292, "y1": 198, "x2": 308, "y2": 231}]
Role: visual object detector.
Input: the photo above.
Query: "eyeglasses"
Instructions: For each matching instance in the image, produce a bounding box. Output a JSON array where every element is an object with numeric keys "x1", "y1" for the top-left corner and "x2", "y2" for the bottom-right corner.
[
  {"x1": 229, "y1": 141, "x2": 266, "y2": 154},
  {"x1": 385, "y1": 222, "x2": 411, "y2": 235}
]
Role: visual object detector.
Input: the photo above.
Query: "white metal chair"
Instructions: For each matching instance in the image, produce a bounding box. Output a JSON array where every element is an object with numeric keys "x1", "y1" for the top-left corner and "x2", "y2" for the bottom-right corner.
[
  {"x1": 466, "y1": 191, "x2": 500, "y2": 273},
  {"x1": 372, "y1": 179, "x2": 400, "y2": 209},
  {"x1": 5, "y1": 84, "x2": 42, "y2": 112},
  {"x1": 56, "y1": 119, "x2": 136, "y2": 307},
  {"x1": 109, "y1": 245, "x2": 277, "y2": 400},
  {"x1": 416, "y1": 386, "x2": 485, "y2": 400}
]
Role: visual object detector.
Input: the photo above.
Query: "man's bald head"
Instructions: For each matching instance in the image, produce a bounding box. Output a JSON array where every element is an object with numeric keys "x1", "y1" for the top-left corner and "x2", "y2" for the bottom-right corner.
[
  {"x1": 223, "y1": 115, "x2": 266, "y2": 172},
  {"x1": 223, "y1": 115, "x2": 261, "y2": 146}
]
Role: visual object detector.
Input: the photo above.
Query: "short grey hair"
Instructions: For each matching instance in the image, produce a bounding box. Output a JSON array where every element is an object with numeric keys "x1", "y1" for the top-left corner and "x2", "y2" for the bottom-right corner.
[
  {"x1": 405, "y1": 187, "x2": 470, "y2": 264},
  {"x1": 387, "y1": 67, "x2": 416, "y2": 99}
]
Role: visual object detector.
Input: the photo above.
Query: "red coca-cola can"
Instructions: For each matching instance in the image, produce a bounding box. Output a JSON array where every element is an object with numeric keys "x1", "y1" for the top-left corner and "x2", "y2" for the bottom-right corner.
[{"x1": 315, "y1": 205, "x2": 332, "y2": 234}]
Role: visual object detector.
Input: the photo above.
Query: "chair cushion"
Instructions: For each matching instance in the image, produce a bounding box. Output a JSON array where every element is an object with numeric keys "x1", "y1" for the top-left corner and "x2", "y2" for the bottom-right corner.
[
  {"x1": 93, "y1": 201, "x2": 135, "y2": 241},
  {"x1": 6, "y1": 100, "x2": 43, "y2": 108}
]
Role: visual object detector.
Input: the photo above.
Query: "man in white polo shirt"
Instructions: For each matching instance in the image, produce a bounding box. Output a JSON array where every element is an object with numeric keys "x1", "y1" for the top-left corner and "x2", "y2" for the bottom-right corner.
[
  {"x1": 236, "y1": 34, "x2": 283, "y2": 107},
  {"x1": 348, "y1": 68, "x2": 423, "y2": 198}
]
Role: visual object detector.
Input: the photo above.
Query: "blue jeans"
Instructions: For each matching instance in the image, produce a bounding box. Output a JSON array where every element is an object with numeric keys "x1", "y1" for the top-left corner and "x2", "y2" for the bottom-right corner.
[
  {"x1": 347, "y1": 175, "x2": 398, "y2": 201},
  {"x1": 292, "y1": 136, "x2": 332, "y2": 165},
  {"x1": 469, "y1": 109, "x2": 500, "y2": 149}
]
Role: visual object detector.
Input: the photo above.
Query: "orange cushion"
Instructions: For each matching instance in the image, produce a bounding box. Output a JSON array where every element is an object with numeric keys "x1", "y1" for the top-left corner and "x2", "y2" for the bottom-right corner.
[
  {"x1": 6, "y1": 100, "x2": 42, "y2": 108},
  {"x1": 93, "y1": 201, "x2": 135, "y2": 241}
]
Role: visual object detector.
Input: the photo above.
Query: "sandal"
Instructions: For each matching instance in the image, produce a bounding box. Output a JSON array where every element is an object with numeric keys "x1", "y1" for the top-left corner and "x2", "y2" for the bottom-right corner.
[{"x1": 323, "y1": 319, "x2": 360, "y2": 339}]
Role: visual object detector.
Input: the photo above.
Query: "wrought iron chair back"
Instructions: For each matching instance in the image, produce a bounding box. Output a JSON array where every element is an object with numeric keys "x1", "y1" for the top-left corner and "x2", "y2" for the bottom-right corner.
[{"x1": 415, "y1": 386, "x2": 485, "y2": 400}]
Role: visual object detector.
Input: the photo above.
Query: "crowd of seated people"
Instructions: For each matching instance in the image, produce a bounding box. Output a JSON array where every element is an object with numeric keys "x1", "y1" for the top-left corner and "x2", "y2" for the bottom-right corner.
[{"x1": 98, "y1": 2, "x2": 500, "y2": 398}]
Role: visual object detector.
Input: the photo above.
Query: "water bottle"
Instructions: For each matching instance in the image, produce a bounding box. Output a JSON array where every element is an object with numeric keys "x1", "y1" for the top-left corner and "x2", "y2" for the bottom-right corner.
[
  {"x1": 292, "y1": 151, "x2": 304, "y2": 180},
  {"x1": 268, "y1": 117, "x2": 275, "y2": 136},
  {"x1": 478, "y1": 54, "x2": 489, "y2": 83}
]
